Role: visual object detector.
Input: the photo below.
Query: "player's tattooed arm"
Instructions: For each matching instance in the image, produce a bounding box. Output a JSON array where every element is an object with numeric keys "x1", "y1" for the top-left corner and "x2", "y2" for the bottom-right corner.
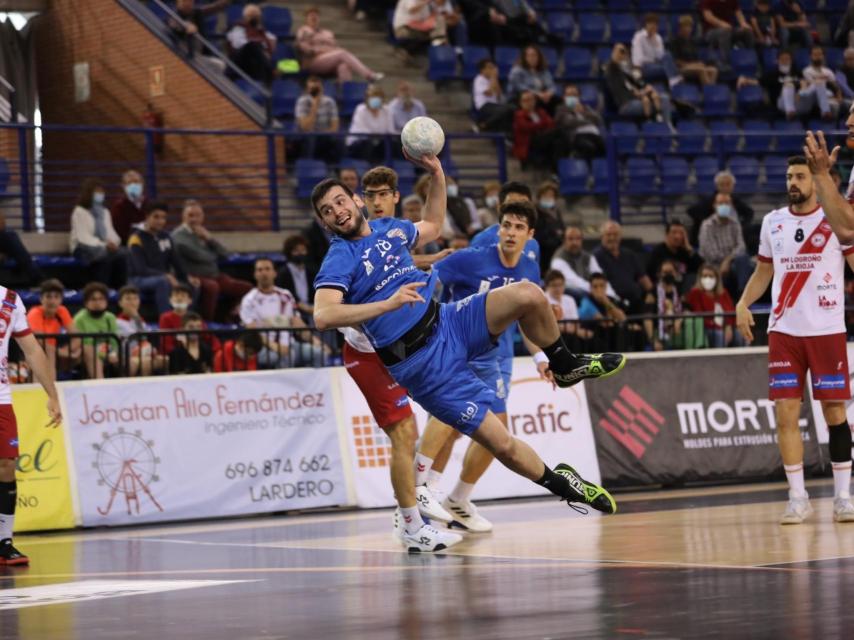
[{"x1": 805, "y1": 131, "x2": 854, "y2": 243}]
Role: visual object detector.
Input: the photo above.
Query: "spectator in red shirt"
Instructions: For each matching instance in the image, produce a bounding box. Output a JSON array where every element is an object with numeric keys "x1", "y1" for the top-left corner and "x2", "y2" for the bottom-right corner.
[
  {"x1": 512, "y1": 90, "x2": 556, "y2": 170},
  {"x1": 158, "y1": 283, "x2": 221, "y2": 354},
  {"x1": 701, "y1": 0, "x2": 755, "y2": 68},
  {"x1": 213, "y1": 332, "x2": 263, "y2": 372},
  {"x1": 110, "y1": 169, "x2": 147, "y2": 244},
  {"x1": 685, "y1": 263, "x2": 739, "y2": 348},
  {"x1": 26, "y1": 278, "x2": 80, "y2": 376}
]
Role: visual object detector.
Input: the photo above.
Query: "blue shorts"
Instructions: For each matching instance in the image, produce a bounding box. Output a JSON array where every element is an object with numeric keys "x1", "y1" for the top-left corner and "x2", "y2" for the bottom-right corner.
[
  {"x1": 469, "y1": 353, "x2": 514, "y2": 415},
  {"x1": 387, "y1": 293, "x2": 496, "y2": 435}
]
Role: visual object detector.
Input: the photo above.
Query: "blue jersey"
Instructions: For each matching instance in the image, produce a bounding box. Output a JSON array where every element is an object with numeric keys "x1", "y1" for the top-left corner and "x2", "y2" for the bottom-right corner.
[
  {"x1": 314, "y1": 217, "x2": 438, "y2": 348},
  {"x1": 471, "y1": 224, "x2": 541, "y2": 264},
  {"x1": 434, "y1": 244, "x2": 541, "y2": 360}
]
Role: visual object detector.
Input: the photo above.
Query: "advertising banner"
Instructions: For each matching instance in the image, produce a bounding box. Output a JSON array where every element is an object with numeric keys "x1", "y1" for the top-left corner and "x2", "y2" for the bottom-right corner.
[
  {"x1": 63, "y1": 370, "x2": 346, "y2": 526},
  {"x1": 12, "y1": 386, "x2": 76, "y2": 532},
  {"x1": 585, "y1": 350, "x2": 821, "y2": 487},
  {"x1": 338, "y1": 358, "x2": 600, "y2": 507}
]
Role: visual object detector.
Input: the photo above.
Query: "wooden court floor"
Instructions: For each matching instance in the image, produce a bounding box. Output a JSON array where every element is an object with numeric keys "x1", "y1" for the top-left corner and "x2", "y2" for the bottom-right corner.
[{"x1": 2, "y1": 479, "x2": 853, "y2": 640}]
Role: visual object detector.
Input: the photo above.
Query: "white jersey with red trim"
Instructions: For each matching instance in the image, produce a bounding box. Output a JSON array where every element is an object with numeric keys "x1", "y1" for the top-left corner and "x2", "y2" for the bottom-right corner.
[
  {"x1": 0, "y1": 286, "x2": 32, "y2": 404},
  {"x1": 757, "y1": 205, "x2": 853, "y2": 336}
]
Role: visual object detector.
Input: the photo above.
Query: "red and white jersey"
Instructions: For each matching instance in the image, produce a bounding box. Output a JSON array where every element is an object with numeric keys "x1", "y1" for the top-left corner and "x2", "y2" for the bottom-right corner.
[
  {"x1": 239, "y1": 287, "x2": 297, "y2": 346},
  {"x1": 758, "y1": 205, "x2": 854, "y2": 336},
  {"x1": 0, "y1": 286, "x2": 32, "y2": 404},
  {"x1": 339, "y1": 327, "x2": 375, "y2": 353}
]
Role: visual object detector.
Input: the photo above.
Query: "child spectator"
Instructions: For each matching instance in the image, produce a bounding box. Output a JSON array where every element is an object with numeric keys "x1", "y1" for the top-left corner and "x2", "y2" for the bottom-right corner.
[
  {"x1": 214, "y1": 331, "x2": 263, "y2": 372},
  {"x1": 169, "y1": 312, "x2": 213, "y2": 374},
  {"x1": 73, "y1": 282, "x2": 120, "y2": 379},
  {"x1": 159, "y1": 283, "x2": 220, "y2": 354},
  {"x1": 543, "y1": 270, "x2": 589, "y2": 339},
  {"x1": 26, "y1": 279, "x2": 79, "y2": 377},
  {"x1": 117, "y1": 285, "x2": 166, "y2": 377}
]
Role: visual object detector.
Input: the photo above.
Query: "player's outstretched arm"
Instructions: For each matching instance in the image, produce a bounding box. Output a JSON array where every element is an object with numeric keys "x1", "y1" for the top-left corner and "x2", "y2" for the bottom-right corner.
[
  {"x1": 735, "y1": 261, "x2": 773, "y2": 344},
  {"x1": 16, "y1": 333, "x2": 62, "y2": 427},
  {"x1": 805, "y1": 131, "x2": 854, "y2": 243},
  {"x1": 403, "y1": 149, "x2": 446, "y2": 247},
  {"x1": 313, "y1": 284, "x2": 427, "y2": 331}
]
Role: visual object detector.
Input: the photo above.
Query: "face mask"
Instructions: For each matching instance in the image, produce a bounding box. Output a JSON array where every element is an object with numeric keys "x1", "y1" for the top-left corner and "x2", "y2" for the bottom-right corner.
[
  {"x1": 485, "y1": 195, "x2": 499, "y2": 208},
  {"x1": 367, "y1": 96, "x2": 382, "y2": 110},
  {"x1": 661, "y1": 273, "x2": 676, "y2": 286},
  {"x1": 539, "y1": 199, "x2": 555, "y2": 209},
  {"x1": 171, "y1": 301, "x2": 189, "y2": 312},
  {"x1": 248, "y1": 17, "x2": 260, "y2": 28},
  {"x1": 812, "y1": 59, "x2": 823, "y2": 67},
  {"x1": 701, "y1": 276, "x2": 717, "y2": 291},
  {"x1": 619, "y1": 60, "x2": 631, "y2": 72},
  {"x1": 447, "y1": 184, "x2": 459, "y2": 198},
  {"x1": 289, "y1": 254, "x2": 307, "y2": 265},
  {"x1": 309, "y1": 86, "x2": 320, "y2": 97},
  {"x1": 716, "y1": 203, "x2": 732, "y2": 218},
  {"x1": 87, "y1": 308, "x2": 105, "y2": 318},
  {"x1": 125, "y1": 183, "x2": 143, "y2": 200},
  {"x1": 779, "y1": 64, "x2": 791, "y2": 74},
  {"x1": 564, "y1": 96, "x2": 579, "y2": 109},
  {"x1": 93, "y1": 192, "x2": 105, "y2": 205}
]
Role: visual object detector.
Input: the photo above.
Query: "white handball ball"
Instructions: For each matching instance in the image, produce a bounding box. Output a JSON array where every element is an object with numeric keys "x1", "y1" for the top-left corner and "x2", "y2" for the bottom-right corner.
[{"x1": 400, "y1": 116, "x2": 445, "y2": 158}]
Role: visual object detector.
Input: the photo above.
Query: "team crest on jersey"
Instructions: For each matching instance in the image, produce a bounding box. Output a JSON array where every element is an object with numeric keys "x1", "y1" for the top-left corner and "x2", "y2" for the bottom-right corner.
[
  {"x1": 811, "y1": 234, "x2": 827, "y2": 247},
  {"x1": 772, "y1": 224, "x2": 783, "y2": 234},
  {"x1": 386, "y1": 228, "x2": 407, "y2": 242}
]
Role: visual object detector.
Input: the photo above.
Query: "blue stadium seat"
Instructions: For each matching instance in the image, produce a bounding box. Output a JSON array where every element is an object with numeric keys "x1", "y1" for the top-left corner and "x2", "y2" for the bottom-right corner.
[
  {"x1": 546, "y1": 12, "x2": 575, "y2": 41},
  {"x1": 591, "y1": 158, "x2": 609, "y2": 194},
  {"x1": 607, "y1": 0, "x2": 636, "y2": 10},
  {"x1": 609, "y1": 14, "x2": 637, "y2": 44},
  {"x1": 541, "y1": 47, "x2": 559, "y2": 75},
  {"x1": 794, "y1": 48, "x2": 809, "y2": 71},
  {"x1": 624, "y1": 157, "x2": 658, "y2": 194},
  {"x1": 558, "y1": 158, "x2": 590, "y2": 195},
  {"x1": 574, "y1": 0, "x2": 605, "y2": 10},
  {"x1": 147, "y1": 1, "x2": 170, "y2": 22},
  {"x1": 731, "y1": 49, "x2": 759, "y2": 77},
  {"x1": 694, "y1": 156, "x2": 721, "y2": 193},
  {"x1": 594, "y1": 46, "x2": 612, "y2": 72},
  {"x1": 661, "y1": 157, "x2": 690, "y2": 194},
  {"x1": 827, "y1": 0, "x2": 850, "y2": 10},
  {"x1": 262, "y1": 6, "x2": 292, "y2": 38},
  {"x1": 295, "y1": 159, "x2": 328, "y2": 198},
  {"x1": 577, "y1": 14, "x2": 607, "y2": 45},
  {"x1": 676, "y1": 120, "x2": 708, "y2": 155},
  {"x1": 562, "y1": 47, "x2": 593, "y2": 80},
  {"x1": 702, "y1": 84, "x2": 732, "y2": 116},
  {"x1": 761, "y1": 47, "x2": 778, "y2": 72},
  {"x1": 774, "y1": 120, "x2": 804, "y2": 154},
  {"x1": 391, "y1": 160, "x2": 416, "y2": 195},
  {"x1": 709, "y1": 120, "x2": 741, "y2": 154},
  {"x1": 273, "y1": 42, "x2": 295, "y2": 62},
  {"x1": 578, "y1": 83, "x2": 601, "y2": 109},
  {"x1": 610, "y1": 121, "x2": 640, "y2": 153},
  {"x1": 641, "y1": 121, "x2": 673, "y2": 154},
  {"x1": 539, "y1": 0, "x2": 569, "y2": 8},
  {"x1": 428, "y1": 45, "x2": 458, "y2": 82},
  {"x1": 742, "y1": 120, "x2": 773, "y2": 154},
  {"x1": 461, "y1": 45, "x2": 490, "y2": 80},
  {"x1": 671, "y1": 83, "x2": 702, "y2": 109},
  {"x1": 339, "y1": 81, "x2": 368, "y2": 118},
  {"x1": 270, "y1": 79, "x2": 300, "y2": 118},
  {"x1": 236, "y1": 78, "x2": 268, "y2": 106},
  {"x1": 737, "y1": 84, "x2": 764, "y2": 114},
  {"x1": 764, "y1": 156, "x2": 790, "y2": 192},
  {"x1": 728, "y1": 157, "x2": 760, "y2": 192},
  {"x1": 495, "y1": 46, "x2": 519, "y2": 80},
  {"x1": 669, "y1": 0, "x2": 696, "y2": 10},
  {"x1": 826, "y1": 48, "x2": 844, "y2": 71},
  {"x1": 340, "y1": 158, "x2": 370, "y2": 179},
  {"x1": 637, "y1": 0, "x2": 666, "y2": 10},
  {"x1": 226, "y1": 4, "x2": 243, "y2": 27}
]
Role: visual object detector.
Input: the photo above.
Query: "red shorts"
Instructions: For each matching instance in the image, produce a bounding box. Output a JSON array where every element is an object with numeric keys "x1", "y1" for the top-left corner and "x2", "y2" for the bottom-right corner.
[
  {"x1": 0, "y1": 404, "x2": 19, "y2": 459},
  {"x1": 768, "y1": 332, "x2": 851, "y2": 400},
  {"x1": 343, "y1": 342, "x2": 413, "y2": 429}
]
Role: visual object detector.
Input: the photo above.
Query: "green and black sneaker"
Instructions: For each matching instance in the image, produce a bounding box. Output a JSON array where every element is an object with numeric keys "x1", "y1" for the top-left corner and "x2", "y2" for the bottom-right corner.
[
  {"x1": 554, "y1": 463, "x2": 617, "y2": 515},
  {"x1": 553, "y1": 353, "x2": 626, "y2": 388}
]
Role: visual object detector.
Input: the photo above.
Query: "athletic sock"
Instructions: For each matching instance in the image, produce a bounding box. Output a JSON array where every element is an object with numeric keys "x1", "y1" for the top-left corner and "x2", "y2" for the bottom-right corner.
[
  {"x1": 784, "y1": 463, "x2": 807, "y2": 499},
  {"x1": 0, "y1": 481, "x2": 15, "y2": 542},
  {"x1": 448, "y1": 480, "x2": 476, "y2": 503},
  {"x1": 541, "y1": 337, "x2": 577, "y2": 377},
  {"x1": 534, "y1": 464, "x2": 573, "y2": 500},
  {"x1": 400, "y1": 506, "x2": 425, "y2": 535},
  {"x1": 426, "y1": 469, "x2": 443, "y2": 492},
  {"x1": 413, "y1": 453, "x2": 433, "y2": 486},
  {"x1": 828, "y1": 422, "x2": 853, "y2": 498}
]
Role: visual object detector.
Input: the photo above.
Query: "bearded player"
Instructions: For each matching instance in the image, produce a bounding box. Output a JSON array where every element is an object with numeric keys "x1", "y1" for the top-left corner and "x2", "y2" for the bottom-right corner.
[{"x1": 736, "y1": 156, "x2": 854, "y2": 524}]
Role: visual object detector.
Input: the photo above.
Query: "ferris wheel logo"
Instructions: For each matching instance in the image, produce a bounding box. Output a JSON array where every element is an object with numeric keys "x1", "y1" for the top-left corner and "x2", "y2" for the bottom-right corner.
[{"x1": 92, "y1": 428, "x2": 164, "y2": 517}]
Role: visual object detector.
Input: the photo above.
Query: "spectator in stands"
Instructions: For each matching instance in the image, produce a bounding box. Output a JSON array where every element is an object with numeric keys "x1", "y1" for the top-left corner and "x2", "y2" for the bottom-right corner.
[
  {"x1": 116, "y1": 284, "x2": 166, "y2": 377},
  {"x1": 643, "y1": 259, "x2": 685, "y2": 351},
  {"x1": 775, "y1": 0, "x2": 812, "y2": 49},
  {"x1": 593, "y1": 221, "x2": 653, "y2": 314},
  {"x1": 226, "y1": 3, "x2": 276, "y2": 84},
  {"x1": 685, "y1": 263, "x2": 738, "y2": 348},
  {"x1": 295, "y1": 76, "x2": 341, "y2": 164},
  {"x1": 669, "y1": 15, "x2": 718, "y2": 86},
  {"x1": 169, "y1": 312, "x2": 214, "y2": 374},
  {"x1": 554, "y1": 85, "x2": 605, "y2": 160},
  {"x1": 543, "y1": 269, "x2": 588, "y2": 339},
  {"x1": 389, "y1": 81, "x2": 427, "y2": 134},
  {"x1": 303, "y1": 215, "x2": 331, "y2": 268},
  {"x1": 834, "y1": 2, "x2": 854, "y2": 48},
  {"x1": 168, "y1": 0, "x2": 228, "y2": 72},
  {"x1": 276, "y1": 234, "x2": 317, "y2": 318},
  {"x1": 687, "y1": 170, "x2": 755, "y2": 246},
  {"x1": 700, "y1": 0, "x2": 755, "y2": 69},
  {"x1": 835, "y1": 48, "x2": 854, "y2": 108},
  {"x1": 338, "y1": 167, "x2": 360, "y2": 195},
  {"x1": 346, "y1": 84, "x2": 394, "y2": 164},
  {"x1": 632, "y1": 13, "x2": 684, "y2": 88},
  {"x1": 550, "y1": 226, "x2": 616, "y2": 300},
  {"x1": 213, "y1": 331, "x2": 263, "y2": 373},
  {"x1": 750, "y1": 0, "x2": 779, "y2": 47},
  {"x1": 111, "y1": 170, "x2": 148, "y2": 244},
  {"x1": 578, "y1": 272, "x2": 627, "y2": 325},
  {"x1": 73, "y1": 282, "x2": 120, "y2": 380},
  {"x1": 476, "y1": 180, "x2": 502, "y2": 228},
  {"x1": 159, "y1": 283, "x2": 220, "y2": 355},
  {"x1": 446, "y1": 175, "x2": 480, "y2": 238},
  {"x1": 434, "y1": 0, "x2": 465, "y2": 46},
  {"x1": 172, "y1": 199, "x2": 252, "y2": 322},
  {"x1": 533, "y1": 181, "x2": 565, "y2": 272},
  {"x1": 240, "y1": 257, "x2": 327, "y2": 368},
  {"x1": 801, "y1": 45, "x2": 842, "y2": 121},
  {"x1": 129, "y1": 202, "x2": 195, "y2": 315},
  {"x1": 646, "y1": 220, "x2": 703, "y2": 292},
  {"x1": 697, "y1": 192, "x2": 753, "y2": 297},
  {"x1": 392, "y1": 0, "x2": 449, "y2": 56},
  {"x1": 761, "y1": 49, "x2": 803, "y2": 120},
  {"x1": 0, "y1": 212, "x2": 43, "y2": 286},
  {"x1": 296, "y1": 6, "x2": 382, "y2": 83},
  {"x1": 508, "y1": 45, "x2": 560, "y2": 116},
  {"x1": 458, "y1": 0, "x2": 553, "y2": 48},
  {"x1": 472, "y1": 59, "x2": 514, "y2": 134},
  {"x1": 401, "y1": 194, "x2": 443, "y2": 256},
  {"x1": 27, "y1": 278, "x2": 79, "y2": 377},
  {"x1": 70, "y1": 178, "x2": 128, "y2": 289},
  {"x1": 512, "y1": 90, "x2": 557, "y2": 169},
  {"x1": 604, "y1": 44, "x2": 674, "y2": 130}
]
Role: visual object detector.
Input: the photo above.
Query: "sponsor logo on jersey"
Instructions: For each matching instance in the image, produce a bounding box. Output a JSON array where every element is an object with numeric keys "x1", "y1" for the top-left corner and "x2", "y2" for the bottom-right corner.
[
  {"x1": 459, "y1": 401, "x2": 479, "y2": 425},
  {"x1": 812, "y1": 374, "x2": 847, "y2": 390},
  {"x1": 770, "y1": 374, "x2": 800, "y2": 388},
  {"x1": 818, "y1": 295, "x2": 838, "y2": 309},
  {"x1": 394, "y1": 395, "x2": 410, "y2": 408},
  {"x1": 772, "y1": 224, "x2": 783, "y2": 235},
  {"x1": 386, "y1": 228, "x2": 407, "y2": 242},
  {"x1": 769, "y1": 360, "x2": 793, "y2": 368},
  {"x1": 811, "y1": 234, "x2": 827, "y2": 247}
]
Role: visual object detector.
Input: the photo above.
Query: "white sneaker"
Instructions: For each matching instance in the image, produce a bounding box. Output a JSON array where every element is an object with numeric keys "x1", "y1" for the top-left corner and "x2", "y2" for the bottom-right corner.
[
  {"x1": 416, "y1": 485, "x2": 453, "y2": 523},
  {"x1": 443, "y1": 497, "x2": 493, "y2": 533},
  {"x1": 833, "y1": 497, "x2": 854, "y2": 522},
  {"x1": 399, "y1": 523, "x2": 462, "y2": 553},
  {"x1": 780, "y1": 495, "x2": 812, "y2": 525}
]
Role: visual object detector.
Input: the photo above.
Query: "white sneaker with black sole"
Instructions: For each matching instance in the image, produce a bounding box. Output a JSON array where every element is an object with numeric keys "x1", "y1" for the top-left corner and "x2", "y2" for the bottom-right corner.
[
  {"x1": 416, "y1": 484, "x2": 453, "y2": 522},
  {"x1": 392, "y1": 509, "x2": 462, "y2": 552},
  {"x1": 443, "y1": 497, "x2": 493, "y2": 533}
]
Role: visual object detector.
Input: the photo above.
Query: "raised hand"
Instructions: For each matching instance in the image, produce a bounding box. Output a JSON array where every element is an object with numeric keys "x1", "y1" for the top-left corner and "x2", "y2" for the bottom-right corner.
[
  {"x1": 402, "y1": 147, "x2": 442, "y2": 175},
  {"x1": 804, "y1": 130, "x2": 840, "y2": 175}
]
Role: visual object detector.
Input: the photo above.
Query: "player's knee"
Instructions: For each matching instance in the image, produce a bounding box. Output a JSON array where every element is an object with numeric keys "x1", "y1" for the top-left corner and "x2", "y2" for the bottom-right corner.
[
  {"x1": 387, "y1": 416, "x2": 417, "y2": 449},
  {"x1": 488, "y1": 433, "x2": 518, "y2": 463},
  {"x1": 514, "y1": 281, "x2": 548, "y2": 312}
]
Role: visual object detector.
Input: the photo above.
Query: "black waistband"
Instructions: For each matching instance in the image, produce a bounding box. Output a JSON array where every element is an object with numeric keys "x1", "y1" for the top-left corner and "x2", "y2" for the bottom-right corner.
[{"x1": 375, "y1": 299, "x2": 439, "y2": 367}]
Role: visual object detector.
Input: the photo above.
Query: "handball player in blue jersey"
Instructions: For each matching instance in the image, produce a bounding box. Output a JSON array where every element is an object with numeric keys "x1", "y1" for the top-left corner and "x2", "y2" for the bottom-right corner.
[
  {"x1": 412, "y1": 200, "x2": 551, "y2": 533},
  {"x1": 471, "y1": 181, "x2": 540, "y2": 264},
  {"x1": 312, "y1": 153, "x2": 624, "y2": 552}
]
